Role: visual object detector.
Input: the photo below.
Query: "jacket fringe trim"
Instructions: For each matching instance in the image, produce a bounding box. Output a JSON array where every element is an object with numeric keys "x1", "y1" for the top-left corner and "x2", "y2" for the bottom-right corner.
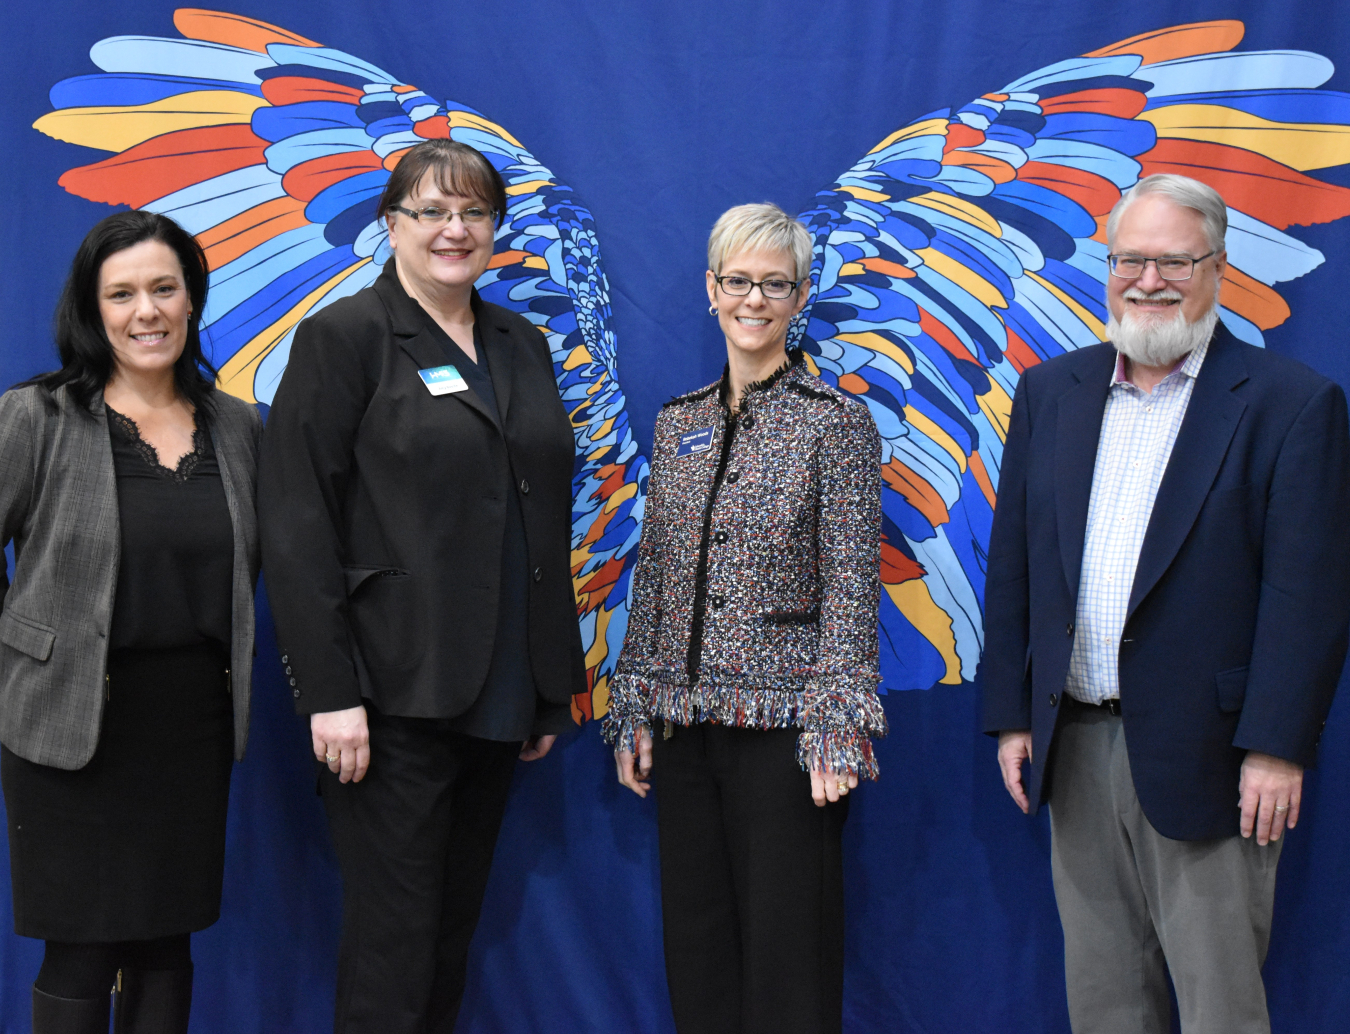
[{"x1": 602, "y1": 670, "x2": 888, "y2": 780}]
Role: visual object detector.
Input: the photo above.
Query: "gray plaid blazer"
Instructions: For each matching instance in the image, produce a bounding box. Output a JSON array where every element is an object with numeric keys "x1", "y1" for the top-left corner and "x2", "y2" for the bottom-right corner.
[{"x1": 0, "y1": 383, "x2": 261, "y2": 769}]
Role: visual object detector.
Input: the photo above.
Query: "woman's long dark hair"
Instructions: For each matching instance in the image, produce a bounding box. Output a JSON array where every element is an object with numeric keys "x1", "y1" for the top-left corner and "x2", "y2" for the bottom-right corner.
[{"x1": 30, "y1": 210, "x2": 217, "y2": 413}]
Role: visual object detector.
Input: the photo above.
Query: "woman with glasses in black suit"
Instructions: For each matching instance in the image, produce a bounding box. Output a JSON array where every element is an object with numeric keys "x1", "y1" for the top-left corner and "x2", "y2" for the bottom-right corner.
[{"x1": 259, "y1": 139, "x2": 585, "y2": 1034}]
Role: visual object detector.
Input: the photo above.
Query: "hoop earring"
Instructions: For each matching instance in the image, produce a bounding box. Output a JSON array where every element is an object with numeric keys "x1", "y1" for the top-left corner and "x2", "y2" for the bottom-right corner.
[{"x1": 709, "y1": 304, "x2": 718, "y2": 316}]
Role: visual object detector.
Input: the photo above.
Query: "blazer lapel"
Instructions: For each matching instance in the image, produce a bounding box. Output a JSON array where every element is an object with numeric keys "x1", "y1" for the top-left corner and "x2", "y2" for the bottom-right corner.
[
  {"x1": 376, "y1": 265, "x2": 496, "y2": 426},
  {"x1": 1055, "y1": 348, "x2": 1115, "y2": 601},
  {"x1": 1127, "y1": 330, "x2": 1248, "y2": 619},
  {"x1": 479, "y1": 308, "x2": 517, "y2": 424}
]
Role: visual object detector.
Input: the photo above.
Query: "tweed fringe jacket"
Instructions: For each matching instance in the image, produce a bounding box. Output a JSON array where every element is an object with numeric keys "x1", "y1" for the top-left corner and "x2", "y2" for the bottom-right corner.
[{"x1": 603, "y1": 351, "x2": 888, "y2": 778}]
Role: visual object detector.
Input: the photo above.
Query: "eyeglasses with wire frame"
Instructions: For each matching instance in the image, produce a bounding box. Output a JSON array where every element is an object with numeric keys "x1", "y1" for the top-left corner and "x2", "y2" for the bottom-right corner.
[
  {"x1": 389, "y1": 204, "x2": 496, "y2": 227},
  {"x1": 714, "y1": 274, "x2": 803, "y2": 299},
  {"x1": 1107, "y1": 251, "x2": 1216, "y2": 281}
]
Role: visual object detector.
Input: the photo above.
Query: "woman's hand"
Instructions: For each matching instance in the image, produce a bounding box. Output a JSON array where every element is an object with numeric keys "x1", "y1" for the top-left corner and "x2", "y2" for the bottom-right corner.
[
  {"x1": 810, "y1": 767, "x2": 858, "y2": 807},
  {"x1": 312, "y1": 705, "x2": 371, "y2": 783},
  {"x1": 519, "y1": 734, "x2": 557, "y2": 761},
  {"x1": 616, "y1": 726, "x2": 654, "y2": 797}
]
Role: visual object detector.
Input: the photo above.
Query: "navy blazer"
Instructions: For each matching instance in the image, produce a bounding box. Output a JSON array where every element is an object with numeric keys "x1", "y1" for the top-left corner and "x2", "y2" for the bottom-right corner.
[{"x1": 980, "y1": 327, "x2": 1350, "y2": 840}]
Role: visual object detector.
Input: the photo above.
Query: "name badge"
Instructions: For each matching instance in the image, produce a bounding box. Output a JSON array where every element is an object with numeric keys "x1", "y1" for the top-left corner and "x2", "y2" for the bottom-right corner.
[
  {"x1": 418, "y1": 364, "x2": 468, "y2": 396},
  {"x1": 676, "y1": 426, "x2": 715, "y2": 457}
]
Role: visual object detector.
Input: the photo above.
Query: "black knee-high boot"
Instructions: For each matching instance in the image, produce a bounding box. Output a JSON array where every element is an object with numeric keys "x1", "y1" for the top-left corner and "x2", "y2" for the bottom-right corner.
[
  {"x1": 112, "y1": 965, "x2": 193, "y2": 1034},
  {"x1": 32, "y1": 985, "x2": 111, "y2": 1034}
]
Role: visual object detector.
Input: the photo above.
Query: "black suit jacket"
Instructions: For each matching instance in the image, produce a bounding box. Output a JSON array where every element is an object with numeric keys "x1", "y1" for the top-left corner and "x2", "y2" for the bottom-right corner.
[
  {"x1": 258, "y1": 262, "x2": 586, "y2": 717},
  {"x1": 980, "y1": 328, "x2": 1350, "y2": 839}
]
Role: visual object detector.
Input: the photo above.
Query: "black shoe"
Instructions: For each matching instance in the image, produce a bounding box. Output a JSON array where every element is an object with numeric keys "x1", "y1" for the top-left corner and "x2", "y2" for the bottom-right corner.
[
  {"x1": 31, "y1": 984, "x2": 111, "y2": 1034},
  {"x1": 112, "y1": 966, "x2": 193, "y2": 1034}
]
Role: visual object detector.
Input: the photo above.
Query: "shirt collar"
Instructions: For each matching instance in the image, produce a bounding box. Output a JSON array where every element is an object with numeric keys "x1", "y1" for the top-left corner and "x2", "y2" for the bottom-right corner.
[{"x1": 1111, "y1": 330, "x2": 1212, "y2": 388}]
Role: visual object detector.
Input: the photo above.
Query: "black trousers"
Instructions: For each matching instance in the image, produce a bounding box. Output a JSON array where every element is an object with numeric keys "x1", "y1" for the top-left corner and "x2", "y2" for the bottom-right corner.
[
  {"x1": 653, "y1": 723, "x2": 848, "y2": 1034},
  {"x1": 321, "y1": 706, "x2": 520, "y2": 1034}
]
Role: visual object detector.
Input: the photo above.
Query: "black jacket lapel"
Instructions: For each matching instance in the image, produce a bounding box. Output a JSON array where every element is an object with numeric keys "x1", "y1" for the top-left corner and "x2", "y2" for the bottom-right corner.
[
  {"x1": 479, "y1": 306, "x2": 517, "y2": 424},
  {"x1": 374, "y1": 263, "x2": 496, "y2": 426}
]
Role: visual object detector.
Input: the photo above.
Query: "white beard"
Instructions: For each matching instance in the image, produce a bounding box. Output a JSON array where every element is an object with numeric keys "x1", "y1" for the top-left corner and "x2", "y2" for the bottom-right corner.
[{"x1": 1105, "y1": 290, "x2": 1219, "y2": 369}]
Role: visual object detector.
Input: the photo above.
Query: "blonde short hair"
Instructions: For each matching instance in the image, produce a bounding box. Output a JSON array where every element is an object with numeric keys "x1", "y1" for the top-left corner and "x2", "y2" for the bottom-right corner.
[{"x1": 707, "y1": 202, "x2": 813, "y2": 280}]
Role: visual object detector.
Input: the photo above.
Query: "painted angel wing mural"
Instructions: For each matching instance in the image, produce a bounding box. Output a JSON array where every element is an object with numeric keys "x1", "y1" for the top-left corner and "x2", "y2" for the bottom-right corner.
[
  {"x1": 790, "y1": 19, "x2": 1350, "y2": 691},
  {"x1": 36, "y1": 13, "x2": 1350, "y2": 703},
  {"x1": 34, "y1": 8, "x2": 644, "y2": 720}
]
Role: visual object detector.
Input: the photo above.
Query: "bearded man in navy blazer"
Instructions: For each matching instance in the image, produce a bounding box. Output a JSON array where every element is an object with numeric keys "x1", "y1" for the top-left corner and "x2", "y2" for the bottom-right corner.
[{"x1": 980, "y1": 173, "x2": 1350, "y2": 1034}]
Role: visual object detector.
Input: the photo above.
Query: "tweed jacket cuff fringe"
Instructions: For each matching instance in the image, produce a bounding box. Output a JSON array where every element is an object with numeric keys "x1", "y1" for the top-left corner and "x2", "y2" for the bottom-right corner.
[{"x1": 603, "y1": 669, "x2": 888, "y2": 779}]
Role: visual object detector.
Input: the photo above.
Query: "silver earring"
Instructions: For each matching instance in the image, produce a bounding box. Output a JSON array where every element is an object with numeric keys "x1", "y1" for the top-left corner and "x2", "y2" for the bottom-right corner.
[{"x1": 709, "y1": 304, "x2": 718, "y2": 316}]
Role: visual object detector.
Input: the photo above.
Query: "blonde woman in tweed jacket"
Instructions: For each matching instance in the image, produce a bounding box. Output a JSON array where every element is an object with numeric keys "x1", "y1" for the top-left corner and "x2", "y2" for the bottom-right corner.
[{"x1": 604, "y1": 203, "x2": 886, "y2": 1034}]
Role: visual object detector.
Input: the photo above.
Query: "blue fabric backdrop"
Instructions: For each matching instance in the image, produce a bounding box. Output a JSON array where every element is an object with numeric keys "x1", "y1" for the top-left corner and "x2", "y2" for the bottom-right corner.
[{"x1": 2, "y1": 1, "x2": 1349, "y2": 1031}]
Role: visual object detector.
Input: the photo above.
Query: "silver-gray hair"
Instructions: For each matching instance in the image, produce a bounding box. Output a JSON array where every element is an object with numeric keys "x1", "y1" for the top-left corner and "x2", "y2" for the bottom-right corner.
[
  {"x1": 1106, "y1": 173, "x2": 1228, "y2": 253},
  {"x1": 707, "y1": 202, "x2": 813, "y2": 280}
]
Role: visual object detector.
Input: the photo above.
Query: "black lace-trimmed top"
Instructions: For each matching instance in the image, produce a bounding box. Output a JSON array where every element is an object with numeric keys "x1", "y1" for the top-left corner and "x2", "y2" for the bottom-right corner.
[{"x1": 106, "y1": 405, "x2": 235, "y2": 653}]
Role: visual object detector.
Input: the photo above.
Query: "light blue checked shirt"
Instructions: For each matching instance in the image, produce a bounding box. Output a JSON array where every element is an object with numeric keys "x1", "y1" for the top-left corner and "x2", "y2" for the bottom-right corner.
[{"x1": 1064, "y1": 338, "x2": 1211, "y2": 704}]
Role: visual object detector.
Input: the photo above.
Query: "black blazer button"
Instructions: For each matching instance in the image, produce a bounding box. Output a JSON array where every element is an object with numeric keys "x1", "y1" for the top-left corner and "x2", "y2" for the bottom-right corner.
[
  {"x1": 520, "y1": 479, "x2": 530, "y2": 494},
  {"x1": 289, "y1": 677, "x2": 297, "y2": 687},
  {"x1": 726, "y1": 471, "x2": 740, "y2": 484},
  {"x1": 742, "y1": 415, "x2": 756, "y2": 430},
  {"x1": 1050, "y1": 693, "x2": 1058, "y2": 707},
  {"x1": 715, "y1": 531, "x2": 728, "y2": 544},
  {"x1": 1067, "y1": 622, "x2": 1074, "y2": 636},
  {"x1": 711, "y1": 595, "x2": 726, "y2": 609},
  {"x1": 281, "y1": 654, "x2": 289, "y2": 664},
  {"x1": 292, "y1": 688, "x2": 301, "y2": 699},
  {"x1": 285, "y1": 666, "x2": 292, "y2": 675},
  {"x1": 533, "y1": 567, "x2": 542, "y2": 582}
]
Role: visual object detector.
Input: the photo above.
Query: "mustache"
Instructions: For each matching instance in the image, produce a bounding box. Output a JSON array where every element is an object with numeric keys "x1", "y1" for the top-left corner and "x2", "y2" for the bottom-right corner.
[{"x1": 1122, "y1": 286, "x2": 1185, "y2": 304}]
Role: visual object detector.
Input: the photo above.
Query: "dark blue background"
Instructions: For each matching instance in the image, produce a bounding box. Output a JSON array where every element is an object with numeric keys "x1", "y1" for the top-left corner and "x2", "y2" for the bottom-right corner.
[{"x1": 2, "y1": 2, "x2": 1348, "y2": 1031}]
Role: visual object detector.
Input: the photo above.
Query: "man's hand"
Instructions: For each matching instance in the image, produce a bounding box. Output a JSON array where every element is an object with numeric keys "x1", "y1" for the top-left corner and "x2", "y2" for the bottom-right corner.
[
  {"x1": 519, "y1": 734, "x2": 557, "y2": 761},
  {"x1": 1239, "y1": 751, "x2": 1303, "y2": 845},
  {"x1": 616, "y1": 726, "x2": 654, "y2": 797},
  {"x1": 997, "y1": 730, "x2": 1034, "y2": 814},
  {"x1": 312, "y1": 705, "x2": 370, "y2": 783}
]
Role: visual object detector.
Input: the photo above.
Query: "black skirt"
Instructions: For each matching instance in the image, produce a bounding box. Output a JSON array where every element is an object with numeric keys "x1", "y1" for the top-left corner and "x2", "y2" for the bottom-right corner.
[{"x1": 1, "y1": 644, "x2": 233, "y2": 942}]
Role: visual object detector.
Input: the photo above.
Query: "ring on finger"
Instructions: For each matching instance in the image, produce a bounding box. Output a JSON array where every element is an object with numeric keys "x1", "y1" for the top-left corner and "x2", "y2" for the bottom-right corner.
[
  {"x1": 1274, "y1": 804, "x2": 1289, "y2": 813},
  {"x1": 325, "y1": 753, "x2": 339, "y2": 763}
]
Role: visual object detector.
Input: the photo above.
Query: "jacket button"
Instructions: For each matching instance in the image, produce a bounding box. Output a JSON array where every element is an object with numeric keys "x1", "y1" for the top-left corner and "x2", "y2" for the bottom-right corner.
[
  {"x1": 726, "y1": 471, "x2": 740, "y2": 484},
  {"x1": 1067, "y1": 622, "x2": 1074, "y2": 636},
  {"x1": 520, "y1": 479, "x2": 530, "y2": 494},
  {"x1": 711, "y1": 595, "x2": 725, "y2": 609},
  {"x1": 289, "y1": 677, "x2": 297, "y2": 687},
  {"x1": 715, "y1": 531, "x2": 727, "y2": 544},
  {"x1": 742, "y1": 415, "x2": 756, "y2": 430},
  {"x1": 281, "y1": 654, "x2": 289, "y2": 664},
  {"x1": 285, "y1": 666, "x2": 292, "y2": 675},
  {"x1": 292, "y1": 688, "x2": 301, "y2": 699},
  {"x1": 533, "y1": 567, "x2": 542, "y2": 582},
  {"x1": 1050, "y1": 693, "x2": 1058, "y2": 707}
]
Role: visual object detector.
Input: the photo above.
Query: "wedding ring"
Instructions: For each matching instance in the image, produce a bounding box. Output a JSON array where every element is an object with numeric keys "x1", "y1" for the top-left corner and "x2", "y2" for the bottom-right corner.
[{"x1": 325, "y1": 754, "x2": 339, "y2": 763}]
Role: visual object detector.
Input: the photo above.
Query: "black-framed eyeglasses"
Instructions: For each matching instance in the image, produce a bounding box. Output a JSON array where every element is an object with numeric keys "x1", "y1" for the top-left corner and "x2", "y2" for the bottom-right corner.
[
  {"x1": 714, "y1": 274, "x2": 803, "y2": 300},
  {"x1": 1107, "y1": 251, "x2": 1216, "y2": 281},
  {"x1": 389, "y1": 204, "x2": 496, "y2": 227}
]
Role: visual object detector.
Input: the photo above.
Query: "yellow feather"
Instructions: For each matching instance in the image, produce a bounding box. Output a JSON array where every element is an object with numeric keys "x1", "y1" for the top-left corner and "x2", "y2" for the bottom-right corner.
[
  {"x1": 33, "y1": 92, "x2": 267, "y2": 152},
  {"x1": 885, "y1": 580, "x2": 963, "y2": 685},
  {"x1": 1139, "y1": 104, "x2": 1350, "y2": 172},
  {"x1": 916, "y1": 247, "x2": 1008, "y2": 309}
]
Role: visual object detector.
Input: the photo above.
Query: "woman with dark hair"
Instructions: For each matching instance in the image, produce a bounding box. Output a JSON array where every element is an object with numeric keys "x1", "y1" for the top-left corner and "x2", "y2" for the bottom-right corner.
[
  {"x1": 259, "y1": 138, "x2": 584, "y2": 1032},
  {"x1": 0, "y1": 210, "x2": 261, "y2": 1033}
]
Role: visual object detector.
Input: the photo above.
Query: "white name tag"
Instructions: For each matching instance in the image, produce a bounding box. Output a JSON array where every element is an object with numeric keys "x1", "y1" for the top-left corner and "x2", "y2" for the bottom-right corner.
[{"x1": 418, "y1": 364, "x2": 469, "y2": 396}]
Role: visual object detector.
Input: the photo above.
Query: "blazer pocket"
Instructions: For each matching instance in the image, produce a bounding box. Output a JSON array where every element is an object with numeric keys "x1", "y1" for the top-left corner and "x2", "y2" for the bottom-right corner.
[
  {"x1": 0, "y1": 609, "x2": 57, "y2": 662},
  {"x1": 342, "y1": 566, "x2": 426, "y2": 670},
  {"x1": 762, "y1": 606, "x2": 821, "y2": 626},
  {"x1": 1215, "y1": 665, "x2": 1249, "y2": 713}
]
